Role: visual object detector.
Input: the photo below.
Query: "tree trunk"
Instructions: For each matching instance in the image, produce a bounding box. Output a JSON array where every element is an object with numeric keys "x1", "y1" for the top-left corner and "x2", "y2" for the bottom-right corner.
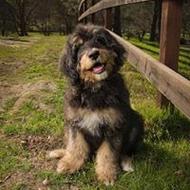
[
  {"x1": 150, "y1": 1, "x2": 158, "y2": 41},
  {"x1": 113, "y1": 7, "x2": 121, "y2": 36},
  {"x1": 150, "y1": 0, "x2": 162, "y2": 41},
  {"x1": 1, "y1": 19, "x2": 6, "y2": 36},
  {"x1": 17, "y1": 0, "x2": 28, "y2": 36},
  {"x1": 157, "y1": 0, "x2": 162, "y2": 41},
  {"x1": 104, "y1": 8, "x2": 112, "y2": 29}
]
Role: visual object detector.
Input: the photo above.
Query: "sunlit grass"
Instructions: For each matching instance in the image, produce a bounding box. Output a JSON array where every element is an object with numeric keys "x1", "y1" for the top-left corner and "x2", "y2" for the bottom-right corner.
[
  {"x1": 0, "y1": 34, "x2": 190, "y2": 189},
  {"x1": 128, "y1": 37, "x2": 190, "y2": 80}
]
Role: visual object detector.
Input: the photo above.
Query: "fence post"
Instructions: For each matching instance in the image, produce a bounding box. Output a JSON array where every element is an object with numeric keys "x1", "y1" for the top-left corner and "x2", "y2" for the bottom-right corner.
[
  {"x1": 158, "y1": 0, "x2": 183, "y2": 107},
  {"x1": 104, "y1": 8, "x2": 112, "y2": 29},
  {"x1": 113, "y1": 7, "x2": 121, "y2": 36}
]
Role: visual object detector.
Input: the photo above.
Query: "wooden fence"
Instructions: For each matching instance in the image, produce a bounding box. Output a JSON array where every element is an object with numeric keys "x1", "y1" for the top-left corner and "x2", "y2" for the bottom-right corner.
[{"x1": 78, "y1": 0, "x2": 190, "y2": 120}]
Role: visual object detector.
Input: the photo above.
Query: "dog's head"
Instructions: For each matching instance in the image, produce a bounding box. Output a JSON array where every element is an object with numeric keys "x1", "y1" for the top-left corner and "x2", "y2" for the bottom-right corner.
[{"x1": 60, "y1": 24, "x2": 125, "y2": 85}]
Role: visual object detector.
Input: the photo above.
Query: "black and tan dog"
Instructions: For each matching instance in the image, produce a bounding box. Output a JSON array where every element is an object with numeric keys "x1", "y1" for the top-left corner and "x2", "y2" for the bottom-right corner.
[{"x1": 49, "y1": 24, "x2": 144, "y2": 185}]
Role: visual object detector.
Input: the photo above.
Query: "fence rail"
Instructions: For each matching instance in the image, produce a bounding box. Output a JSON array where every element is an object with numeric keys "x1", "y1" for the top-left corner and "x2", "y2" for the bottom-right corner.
[
  {"x1": 78, "y1": 0, "x2": 190, "y2": 119},
  {"x1": 78, "y1": 0, "x2": 87, "y2": 12},
  {"x1": 79, "y1": 0, "x2": 152, "y2": 21},
  {"x1": 109, "y1": 30, "x2": 190, "y2": 119}
]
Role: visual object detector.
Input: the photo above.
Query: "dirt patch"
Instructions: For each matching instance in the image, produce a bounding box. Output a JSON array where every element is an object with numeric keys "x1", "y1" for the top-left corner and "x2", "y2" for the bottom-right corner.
[
  {"x1": 0, "y1": 38, "x2": 38, "y2": 48},
  {"x1": 0, "y1": 134, "x2": 65, "y2": 190},
  {"x1": 0, "y1": 61, "x2": 24, "y2": 77},
  {"x1": 0, "y1": 80, "x2": 57, "y2": 113}
]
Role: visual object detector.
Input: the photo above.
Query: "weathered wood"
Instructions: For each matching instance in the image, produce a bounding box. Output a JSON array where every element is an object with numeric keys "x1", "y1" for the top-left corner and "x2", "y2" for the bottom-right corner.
[
  {"x1": 78, "y1": 0, "x2": 84, "y2": 23},
  {"x1": 108, "y1": 30, "x2": 190, "y2": 119},
  {"x1": 104, "y1": 8, "x2": 112, "y2": 29},
  {"x1": 79, "y1": 0, "x2": 87, "y2": 13},
  {"x1": 78, "y1": 0, "x2": 151, "y2": 21},
  {"x1": 158, "y1": 0, "x2": 183, "y2": 107}
]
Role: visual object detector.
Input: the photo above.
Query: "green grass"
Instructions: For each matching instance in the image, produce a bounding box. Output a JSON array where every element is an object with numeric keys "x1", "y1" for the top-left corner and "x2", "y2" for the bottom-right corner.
[
  {"x1": 128, "y1": 38, "x2": 190, "y2": 80},
  {"x1": 0, "y1": 34, "x2": 190, "y2": 189}
]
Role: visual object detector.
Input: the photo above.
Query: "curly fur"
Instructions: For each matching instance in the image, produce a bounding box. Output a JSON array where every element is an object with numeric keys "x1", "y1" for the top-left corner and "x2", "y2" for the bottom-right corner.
[{"x1": 50, "y1": 24, "x2": 144, "y2": 185}]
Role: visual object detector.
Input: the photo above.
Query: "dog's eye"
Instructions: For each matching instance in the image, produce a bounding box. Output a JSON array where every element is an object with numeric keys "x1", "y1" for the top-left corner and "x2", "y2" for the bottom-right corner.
[{"x1": 96, "y1": 36, "x2": 107, "y2": 46}]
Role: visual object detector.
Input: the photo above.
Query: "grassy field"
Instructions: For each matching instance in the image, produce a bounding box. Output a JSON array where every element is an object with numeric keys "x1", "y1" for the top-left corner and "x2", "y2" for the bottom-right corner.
[{"x1": 0, "y1": 33, "x2": 190, "y2": 190}]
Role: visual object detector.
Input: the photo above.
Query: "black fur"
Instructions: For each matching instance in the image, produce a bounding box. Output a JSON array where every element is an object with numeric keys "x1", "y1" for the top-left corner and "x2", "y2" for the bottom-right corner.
[{"x1": 60, "y1": 24, "x2": 144, "y2": 158}]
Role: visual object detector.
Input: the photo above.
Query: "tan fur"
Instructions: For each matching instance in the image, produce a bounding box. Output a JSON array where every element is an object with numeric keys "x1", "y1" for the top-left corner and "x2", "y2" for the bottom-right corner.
[
  {"x1": 56, "y1": 130, "x2": 89, "y2": 174},
  {"x1": 95, "y1": 141, "x2": 119, "y2": 185},
  {"x1": 48, "y1": 149, "x2": 65, "y2": 159},
  {"x1": 64, "y1": 106, "x2": 123, "y2": 135},
  {"x1": 78, "y1": 48, "x2": 116, "y2": 83},
  {"x1": 52, "y1": 24, "x2": 143, "y2": 185},
  {"x1": 65, "y1": 106, "x2": 122, "y2": 124},
  {"x1": 71, "y1": 36, "x2": 83, "y2": 45},
  {"x1": 121, "y1": 156, "x2": 134, "y2": 172}
]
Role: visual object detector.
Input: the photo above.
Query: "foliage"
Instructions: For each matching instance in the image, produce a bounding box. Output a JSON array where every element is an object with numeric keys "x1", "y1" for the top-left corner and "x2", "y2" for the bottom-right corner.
[
  {"x1": 0, "y1": 0, "x2": 190, "y2": 41},
  {"x1": 0, "y1": 0, "x2": 79, "y2": 36}
]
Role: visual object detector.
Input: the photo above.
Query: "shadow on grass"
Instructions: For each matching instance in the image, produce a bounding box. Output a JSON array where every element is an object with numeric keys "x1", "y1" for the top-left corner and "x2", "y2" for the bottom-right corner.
[
  {"x1": 145, "y1": 109, "x2": 190, "y2": 142},
  {"x1": 179, "y1": 58, "x2": 190, "y2": 66},
  {"x1": 179, "y1": 52, "x2": 190, "y2": 60},
  {"x1": 180, "y1": 46, "x2": 190, "y2": 53},
  {"x1": 144, "y1": 40, "x2": 159, "y2": 48},
  {"x1": 133, "y1": 44, "x2": 159, "y2": 55},
  {"x1": 132, "y1": 143, "x2": 190, "y2": 189},
  {"x1": 179, "y1": 71, "x2": 190, "y2": 80}
]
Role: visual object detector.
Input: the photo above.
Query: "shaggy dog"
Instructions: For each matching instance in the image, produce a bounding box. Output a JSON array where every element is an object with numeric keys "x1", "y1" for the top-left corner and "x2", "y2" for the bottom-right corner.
[{"x1": 49, "y1": 24, "x2": 144, "y2": 185}]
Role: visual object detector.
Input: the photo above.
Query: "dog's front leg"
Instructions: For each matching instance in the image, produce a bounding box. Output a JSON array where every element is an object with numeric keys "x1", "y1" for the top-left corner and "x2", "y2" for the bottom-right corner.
[
  {"x1": 56, "y1": 129, "x2": 89, "y2": 174},
  {"x1": 95, "y1": 140, "x2": 119, "y2": 186}
]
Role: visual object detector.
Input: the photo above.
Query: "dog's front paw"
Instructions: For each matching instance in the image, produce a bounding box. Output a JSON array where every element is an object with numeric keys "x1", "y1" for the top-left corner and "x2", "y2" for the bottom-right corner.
[
  {"x1": 47, "y1": 149, "x2": 65, "y2": 159},
  {"x1": 56, "y1": 152, "x2": 84, "y2": 174},
  {"x1": 121, "y1": 156, "x2": 134, "y2": 173},
  {"x1": 96, "y1": 164, "x2": 118, "y2": 186},
  {"x1": 96, "y1": 168, "x2": 117, "y2": 186}
]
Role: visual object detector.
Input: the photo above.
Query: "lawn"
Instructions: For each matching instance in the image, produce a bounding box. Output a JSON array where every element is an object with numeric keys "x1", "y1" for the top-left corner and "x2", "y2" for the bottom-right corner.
[{"x1": 0, "y1": 33, "x2": 190, "y2": 190}]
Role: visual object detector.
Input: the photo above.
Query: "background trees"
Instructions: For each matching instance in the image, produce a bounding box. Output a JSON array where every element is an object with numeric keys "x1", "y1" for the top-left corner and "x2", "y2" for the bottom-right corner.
[
  {"x1": 121, "y1": 0, "x2": 189, "y2": 42},
  {"x1": 0, "y1": 0, "x2": 39, "y2": 36},
  {"x1": 0, "y1": 0, "x2": 189, "y2": 42},
  {"x1": 0, "y1": 0, "x2": 78, "y2": 36},
  {"x1": 121, "y1": 2, "x2": 154, "y2": 41}
]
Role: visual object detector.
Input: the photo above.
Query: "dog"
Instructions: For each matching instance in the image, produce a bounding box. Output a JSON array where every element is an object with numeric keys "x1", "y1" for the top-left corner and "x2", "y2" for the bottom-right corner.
[{"x1": 49, "y1": 24, "x2": 144, "y2": 185}]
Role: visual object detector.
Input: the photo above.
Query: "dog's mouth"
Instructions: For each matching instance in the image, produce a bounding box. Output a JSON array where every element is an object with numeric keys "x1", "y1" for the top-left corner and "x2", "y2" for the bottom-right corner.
[{"x1": 90, "y1": 62, "x2": 105, "y2": 74}]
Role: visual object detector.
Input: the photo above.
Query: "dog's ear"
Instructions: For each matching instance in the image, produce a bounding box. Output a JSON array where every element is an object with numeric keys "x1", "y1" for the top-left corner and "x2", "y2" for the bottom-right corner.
[
  {"x1": 103, "y1": 30, "x2": 126, "y2": 68},
  {"x1": 111, "y1": 37, "x2": 126, "y2": 67},
  {"x1": 59, "y1": 37, "x2": 79, "y2": 85}
]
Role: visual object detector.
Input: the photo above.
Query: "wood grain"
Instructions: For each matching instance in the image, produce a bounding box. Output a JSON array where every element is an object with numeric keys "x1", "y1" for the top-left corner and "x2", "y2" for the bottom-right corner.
[
  {"x1": 79, "y1": 0, "x2": 87, "y2": 12},
  {"x1": 108, "y1": 30, "x2": 190, "y2": 119},
  {"x1": 78, "y1": 0, "x2": 151, "y2": 21},
  {"x1": 158, "y1": 0, "x2": 183, "y2": 106}
]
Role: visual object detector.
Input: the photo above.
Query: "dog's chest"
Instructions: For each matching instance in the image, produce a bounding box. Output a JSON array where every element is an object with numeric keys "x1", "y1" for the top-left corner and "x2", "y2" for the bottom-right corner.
[{"x1": 65, "y1": 106, "x2": 122, "y2": 135}]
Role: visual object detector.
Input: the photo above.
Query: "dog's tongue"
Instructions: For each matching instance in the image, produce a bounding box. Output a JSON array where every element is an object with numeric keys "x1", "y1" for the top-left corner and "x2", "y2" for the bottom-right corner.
[{"x1": 93, "y1": 65, "x2": 105, "y2": 74}]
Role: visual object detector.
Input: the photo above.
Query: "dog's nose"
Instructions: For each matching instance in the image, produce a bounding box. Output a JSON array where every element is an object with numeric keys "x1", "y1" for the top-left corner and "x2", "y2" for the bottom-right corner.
[{"x1": 88, "y1": 49, "x2": 100, "y2": 60}]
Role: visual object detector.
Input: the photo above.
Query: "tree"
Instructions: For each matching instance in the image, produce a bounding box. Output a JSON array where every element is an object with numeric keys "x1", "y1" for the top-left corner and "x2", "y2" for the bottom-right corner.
[
  {"x1": 149, "y1": 0, "x2": 162, "y2": 41},
  {"x1": 34, "y1": 0, "x2": 79, "y2": 35},
  {"x1": 182, "y1": 1, "x2": 190, "y2": 40},
  {"x1": 121, "y1": 2, "x2": 154, "y2": 41},
  {"x1": 0, "y1": 0, "x2": 15, "y2": 36},
  {"x1": 2, "y1": 0, "x2": 39, "y2": 36}
]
